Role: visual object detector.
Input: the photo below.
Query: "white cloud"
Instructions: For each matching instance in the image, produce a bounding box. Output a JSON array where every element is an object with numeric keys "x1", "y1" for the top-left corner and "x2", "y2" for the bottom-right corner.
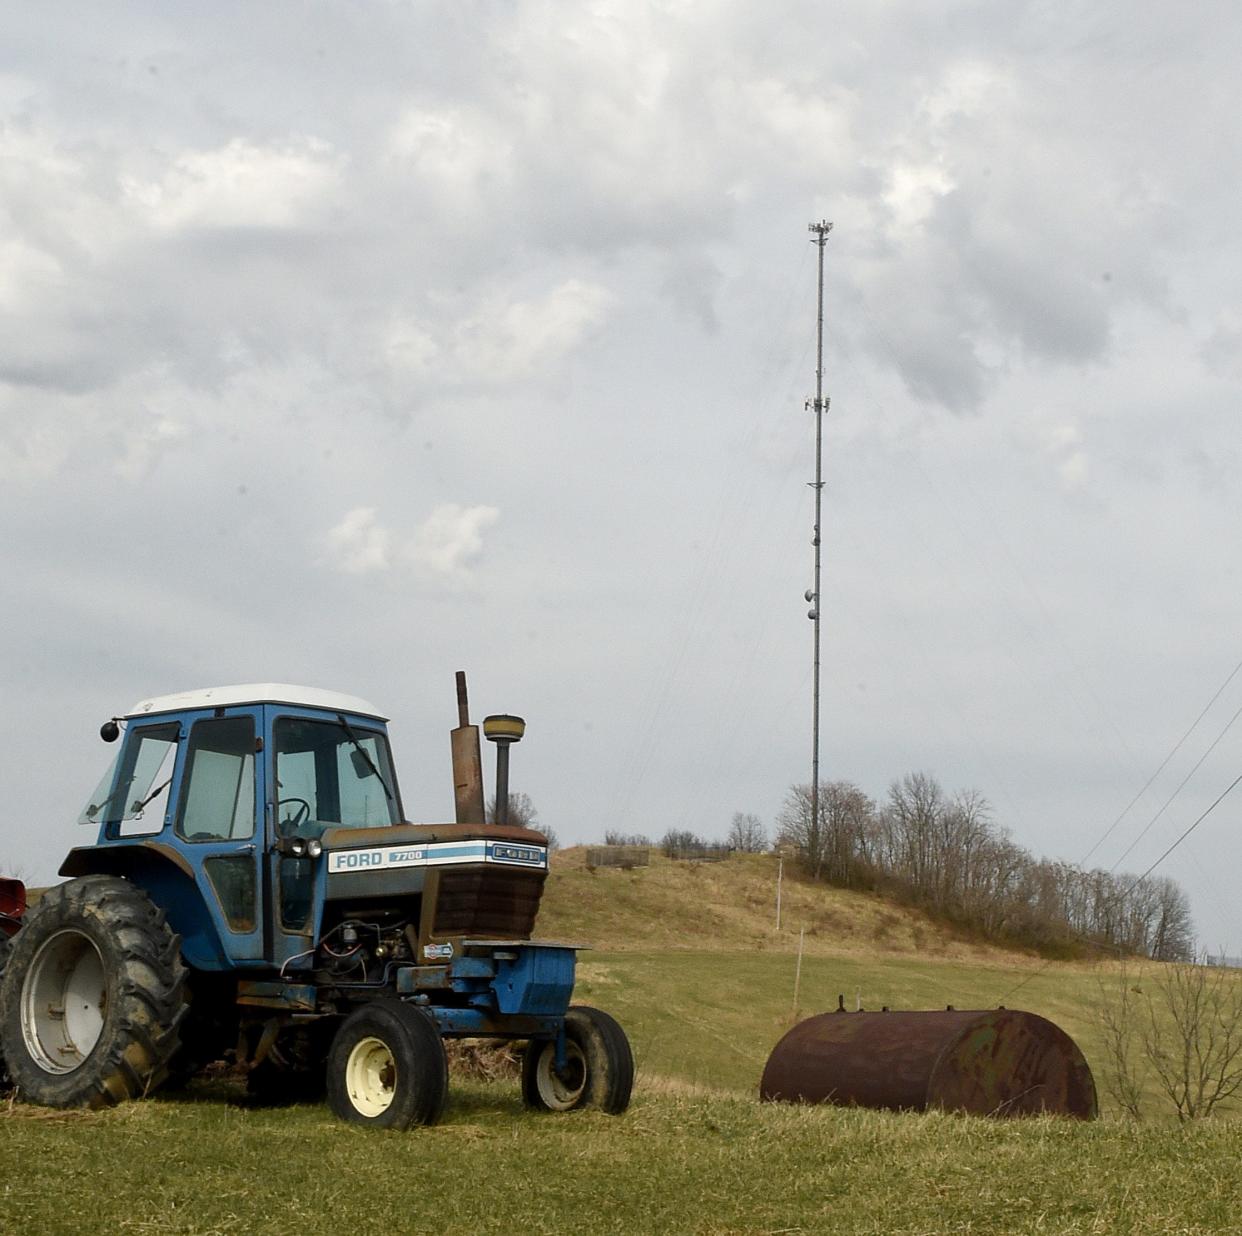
[
  {"x1": 385, "y1": 106, "x2": 514, "y2": 217},
  {"x1": 0, "y1": 237, "x2": 63, "y2": 312},
  {"x1": 321, "y1": 503, "x2": 499, "y2": 583},
  {"x1": 920, "y1": 60, "x2": 1015, "y2": 127},
  {"x1": 323, "y1": 507, "x2": 392, "y2": 575},
  {"x1": 384, "y1": 278, "x2": 613, "y2": 386},
  {"x1": 482, "y1": 279, "x2": 612, "y2": 378},
  {"x1": 123, "y1": 137, "x2": 342, "y2": 231},
  {"x1": 115, "y1": 414, "x2": 188, "y2": 483},
  {"x1": 883, "y1": 161, "x2": 954, "y2": 234},
  {"x1": 409, "y1": 503, "x2": 499, "y2": 581},
  {"x1": 1024, "y1": 421, "x2": 1090, "y2": 491}
]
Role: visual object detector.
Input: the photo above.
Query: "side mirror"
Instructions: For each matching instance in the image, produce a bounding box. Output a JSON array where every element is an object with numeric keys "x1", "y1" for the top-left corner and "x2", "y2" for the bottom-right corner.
[{"x1": 100, "y1": 720, "x2": 120, "y2": 743}]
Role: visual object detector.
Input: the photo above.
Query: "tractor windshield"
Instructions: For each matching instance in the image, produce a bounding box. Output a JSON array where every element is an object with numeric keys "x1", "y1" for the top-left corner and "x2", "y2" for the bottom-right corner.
[
  {"x1": 78, "y1": 723, "x2": 180, "y2": 835},
  {"x1": 273, "y1": 717, "x2": 401, "y2": 835}
]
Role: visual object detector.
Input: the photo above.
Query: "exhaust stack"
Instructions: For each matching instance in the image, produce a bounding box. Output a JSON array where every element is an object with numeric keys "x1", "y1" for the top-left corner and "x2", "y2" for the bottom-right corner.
[{"x1": 451, "y1": 672, "x2": 485, "y2": 824}]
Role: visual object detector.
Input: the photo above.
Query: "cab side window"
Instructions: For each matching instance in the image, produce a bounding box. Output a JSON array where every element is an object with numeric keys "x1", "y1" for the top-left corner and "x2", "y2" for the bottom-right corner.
[{"x1": 175, "y1": 716, "x2": 256, "y2": 842}]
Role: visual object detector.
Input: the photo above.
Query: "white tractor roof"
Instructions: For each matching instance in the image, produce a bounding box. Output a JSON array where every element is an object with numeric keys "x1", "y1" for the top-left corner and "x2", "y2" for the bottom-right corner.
[{"x1": 124, "y1": 683, "x2": 388, "y2": 721}]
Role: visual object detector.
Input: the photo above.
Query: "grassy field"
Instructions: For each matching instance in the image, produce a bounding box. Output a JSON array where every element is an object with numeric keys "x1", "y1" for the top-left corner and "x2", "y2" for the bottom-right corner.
[
  {"x1": 548, "y1": 851, "x2": 1189, "y2": 1113},
  {"x1": 3, "y1": 850, "x2": 1240, "y2": 1234},
  {"x1": 2, "y1": 1081, "x2": 1241, "y2": 1235}
]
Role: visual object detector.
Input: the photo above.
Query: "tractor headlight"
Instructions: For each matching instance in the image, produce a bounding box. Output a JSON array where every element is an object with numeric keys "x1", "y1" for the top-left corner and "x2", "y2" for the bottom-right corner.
[
  {"x1": 306, "y1": 839, "x2": 323, "y2": 859},
  {"x1": 289, "y1": 838, "x2": 307, "y2": 857}
]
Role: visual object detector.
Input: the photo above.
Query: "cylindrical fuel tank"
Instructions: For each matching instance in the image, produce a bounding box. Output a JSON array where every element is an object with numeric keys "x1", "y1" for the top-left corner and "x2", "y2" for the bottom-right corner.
[{"x1": 760, "y1": 1008, "x2": 1097, "y2": 1119}]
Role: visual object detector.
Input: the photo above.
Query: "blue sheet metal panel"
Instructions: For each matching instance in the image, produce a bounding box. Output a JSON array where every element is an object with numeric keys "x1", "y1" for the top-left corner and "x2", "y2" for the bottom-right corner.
[
  {"x1": 425, "y1": 1007, "x2": 562, "y2": 1038},
  {"x1": 449, "y1": 956, "x2": 496, "y2": 979},
  {"x1": 135, "y1": 860, "x2": 230, "y2": 970},
  {"x1": 493, "y1": 945, "x2": 576, "y2": 1016}
]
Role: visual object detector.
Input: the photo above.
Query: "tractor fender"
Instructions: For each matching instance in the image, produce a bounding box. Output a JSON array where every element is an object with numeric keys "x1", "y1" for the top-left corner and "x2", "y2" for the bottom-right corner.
[
  {"x1": 58, "y1": 843, "x2": 228, "y2": 970},
  {"x1": 0, "y1": 877, "x2": 24, "y2": 938}
]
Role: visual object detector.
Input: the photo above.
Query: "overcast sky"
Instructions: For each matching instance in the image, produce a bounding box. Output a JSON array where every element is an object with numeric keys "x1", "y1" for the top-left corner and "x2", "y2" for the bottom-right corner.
[{"x1": 3, "y1": 2, "x2": 1240, "y2": 953}]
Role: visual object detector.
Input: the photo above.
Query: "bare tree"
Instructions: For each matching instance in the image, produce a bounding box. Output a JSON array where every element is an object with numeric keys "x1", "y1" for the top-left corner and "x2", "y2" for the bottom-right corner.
[
  {"x1": 1096, "y1": 965, "x2": 1147, "y2": 1120},
  {"x1": 604, "y1": 831, "x2": 650, "y2": 846},
  {"x1": 1141, "y1": 962, "x2": 1242, "y2": 1120},
  {"x1": 1148, "y1": 877, "x2": 1195, "y2": 962},
  {"x1": 773, "y1": 770, "x2": 1194, "y2": 960},
  {"x1": 660, "y1": 829, "x2": 729, "y2": 860},
  {"x1": 885, "y1": 772, "x2": 944, "y2": 900},
  {"x1": 1098, "y1": 961, "x2": 1242, "y2": 1120},
  {"x1": 487, "y1": 792, "x2": 558, "y2": 850},
  {"x1": 727, "y1": 812, "x2": 767, "y2": 853},
  {"x1": 776, "y1": 780, "x2": 874, "y2": 882}
]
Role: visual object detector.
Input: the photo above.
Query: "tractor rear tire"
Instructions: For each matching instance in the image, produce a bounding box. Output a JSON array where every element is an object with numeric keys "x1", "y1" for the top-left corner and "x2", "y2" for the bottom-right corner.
[
  {"x1": 0, "y1": 875, "x2": 187, "y2": 1109},
  {"x1": 326, "y1": 1001, "x2": 448, "y2": 1129},
  {"x1": 521, "y1": 1005, "x2": 633, "y2": 1115}
]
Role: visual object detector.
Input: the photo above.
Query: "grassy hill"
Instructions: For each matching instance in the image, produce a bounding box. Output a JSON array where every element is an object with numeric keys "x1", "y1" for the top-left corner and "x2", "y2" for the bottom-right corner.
[
  {"x1": 3, "y1": 848, "x2": 1241, "y2": 1234},
  {"x1": 538, "y1": 847, "x2": 1031, "y2": 961},
  {"x1": 538, "y1": 848, "x2": 1201, "y2": 1116}
]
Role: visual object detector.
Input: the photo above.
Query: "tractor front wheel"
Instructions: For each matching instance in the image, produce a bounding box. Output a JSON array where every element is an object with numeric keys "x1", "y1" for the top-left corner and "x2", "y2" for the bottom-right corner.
[
  {"x1": 0, "y1": 876, "x2": 187, "y2": 1108},
  {"x1": 326, "y1": 1001, "x2": 448, "y2": 1129},
  {"x1": 521, "y1": 1005, "x2": 633, "y2": 1115}
]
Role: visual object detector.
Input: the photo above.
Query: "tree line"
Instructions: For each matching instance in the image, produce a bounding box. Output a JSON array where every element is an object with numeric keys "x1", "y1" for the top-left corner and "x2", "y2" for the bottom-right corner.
[{"x1": 773, "y1": 772, "x2": 1194, "y2": 961}]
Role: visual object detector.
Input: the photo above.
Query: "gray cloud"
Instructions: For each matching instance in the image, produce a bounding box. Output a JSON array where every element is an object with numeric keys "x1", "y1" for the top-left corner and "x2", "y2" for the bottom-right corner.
[{"x1": 2, "y1": 1, "x2": 1242, "y2": 953}]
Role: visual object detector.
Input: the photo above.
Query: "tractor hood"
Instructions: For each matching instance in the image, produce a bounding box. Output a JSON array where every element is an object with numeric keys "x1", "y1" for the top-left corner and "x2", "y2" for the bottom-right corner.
[
  {"x1": 321, "y1": 822, "x2": 550, "y2": 945},
  {"x1": 320, "y1": 821, "x2": 548, "y2": 874}
]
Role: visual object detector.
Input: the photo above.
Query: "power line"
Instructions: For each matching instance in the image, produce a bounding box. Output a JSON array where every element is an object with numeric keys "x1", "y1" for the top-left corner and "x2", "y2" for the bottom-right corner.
[
  {"x1": 1125, "y1": 770, "x2": 1242, "y2": 894},
  {"x1": 1078, "y1": 655, "x2": 1242, "y2": 866},
  {"x1": 1108, "y1": 697, "x2": 1242, "y2": 871},
  {"x1": 996, "y1": 767, "x2": 1242, "y2": 1006}
]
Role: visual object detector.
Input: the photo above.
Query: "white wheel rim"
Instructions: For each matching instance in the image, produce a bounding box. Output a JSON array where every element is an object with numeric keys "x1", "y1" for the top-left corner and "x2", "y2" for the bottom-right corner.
[
  {"x1": 345, "y1": 1035, "x2": 397, "y2": 1117},
  {"x1": 21, "y1": 929, "x2": 107, "y2": 1074},
  {"x1": 535, "y1": 1041, "x2": 587, "y2": 1110}
]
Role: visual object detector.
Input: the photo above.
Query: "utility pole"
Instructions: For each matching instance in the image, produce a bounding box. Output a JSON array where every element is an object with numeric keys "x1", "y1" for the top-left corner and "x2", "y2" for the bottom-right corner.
[{"x1": 805, "y1": 220, "x2": 832, "y2": 868}]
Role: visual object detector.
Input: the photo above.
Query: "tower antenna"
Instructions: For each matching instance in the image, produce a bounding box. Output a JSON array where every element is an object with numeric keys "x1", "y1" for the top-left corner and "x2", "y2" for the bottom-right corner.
[{"x1": 806, "y1": 219, "x2": 832, "y2": 869}]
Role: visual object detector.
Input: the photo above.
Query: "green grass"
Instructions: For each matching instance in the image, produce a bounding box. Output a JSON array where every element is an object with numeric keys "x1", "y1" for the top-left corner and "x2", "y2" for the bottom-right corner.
[
  {"x1": 577, "y1": 948, "x2": 1110, "y2": 1097},
  {"x1": 4, "y1": 852, "x2": 1241, "y2": 1233},
  {"x1": 2, "y1": 1082, "x2": 1241, "y2": 1235}
]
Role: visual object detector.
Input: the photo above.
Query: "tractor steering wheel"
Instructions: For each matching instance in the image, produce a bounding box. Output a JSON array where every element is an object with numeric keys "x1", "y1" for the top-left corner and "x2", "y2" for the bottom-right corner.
[{"x1": 278, "y1": 797, "x2": 312, "y2": 829}]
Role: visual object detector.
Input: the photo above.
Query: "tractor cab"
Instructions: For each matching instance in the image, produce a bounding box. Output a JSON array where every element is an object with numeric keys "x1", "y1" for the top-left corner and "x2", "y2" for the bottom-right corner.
[
  {"x1": 61, "y1": 683, "x2": 550, "y2": 981},
  {"x1": 63, "y1": 685, "x2": 412, "y2": 971}
]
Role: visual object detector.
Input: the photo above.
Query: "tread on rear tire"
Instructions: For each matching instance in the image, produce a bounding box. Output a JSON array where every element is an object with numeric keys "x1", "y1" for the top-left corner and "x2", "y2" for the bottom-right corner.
[{"x1": 0, "y1": 875, "x2": 187, "y2": 1109}]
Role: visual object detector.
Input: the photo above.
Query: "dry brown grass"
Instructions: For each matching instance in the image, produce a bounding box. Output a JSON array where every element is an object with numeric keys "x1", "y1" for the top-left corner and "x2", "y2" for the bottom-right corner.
[
  {"x1": 539, "y1": 847, "x2": 1039, "y2": 965},
  {"x1": 444, "y1": 1037, "x2": 522, "y2": 1082}
]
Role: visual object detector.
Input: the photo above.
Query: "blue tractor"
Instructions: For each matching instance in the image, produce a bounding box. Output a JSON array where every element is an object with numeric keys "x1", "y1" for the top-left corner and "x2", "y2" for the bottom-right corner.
[{"x1": 0, "y1": 676, "x2": 632, "y2": 1127}]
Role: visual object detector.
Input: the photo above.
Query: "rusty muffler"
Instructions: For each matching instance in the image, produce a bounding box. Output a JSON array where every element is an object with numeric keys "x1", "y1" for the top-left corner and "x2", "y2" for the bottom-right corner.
[
  {"x1": 451, "y1": 672, "x2": 486, "y2": 825},
  {"x1": 760, "y1": 1006, "x2": 1097, "y2": 1119}
]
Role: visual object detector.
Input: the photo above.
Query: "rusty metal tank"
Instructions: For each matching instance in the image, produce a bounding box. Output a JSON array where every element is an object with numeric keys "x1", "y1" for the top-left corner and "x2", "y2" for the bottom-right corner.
[{"x1": 760, "y1": 1007, "x2": 1097, "y2": 1118}]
